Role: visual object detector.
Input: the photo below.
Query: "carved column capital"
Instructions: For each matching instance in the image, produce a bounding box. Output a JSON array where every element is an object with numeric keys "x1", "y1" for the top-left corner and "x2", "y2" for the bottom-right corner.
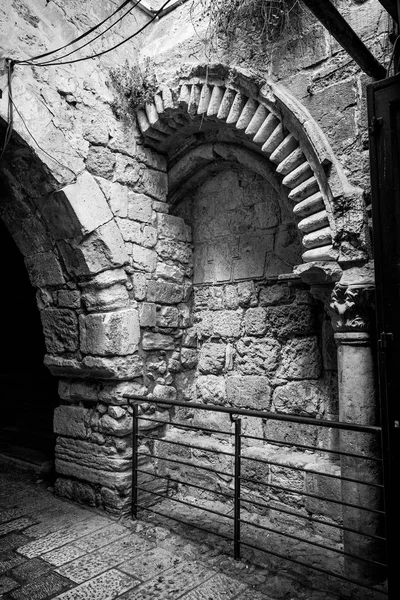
[{"x1": 329, "y1": 283, "x2": 375, "y2": 333}]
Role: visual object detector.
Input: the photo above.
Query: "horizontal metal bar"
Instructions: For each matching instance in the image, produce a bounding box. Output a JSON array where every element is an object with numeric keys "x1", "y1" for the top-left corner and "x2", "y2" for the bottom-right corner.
[
  {"x1": 239, "y1": 495, "x2": 387, "y2": 543},
  {"x1": 242, "y1": 433, "x2": 383, "y2": 463},
  {"x1": 137, "y1": 452, "x2": 232, "y2": 478},
  {"x1": 240, "y1": 517, "x2": 387, "y2": 567},
  {"x1": 239, "y1": 539, "x2": 388, "y2": 595},
  {"x1": 136, "y1": 486, "x2": 234, "y2": 521},
  {"x1": 241, "y1": 454, "x2": 383, "y2": 489},
  {"x1": 138, "y1": 416, "x2": 234, "y2": 436},
  {"x1": 125, "y1": 395, "x2": 382, "y2": 433},
  {"x1": 136, "y1": 468, "x2": 235, "y2": 501},
  {"x1": 139, "y1": 434, "x2": 235, "y2": 458},
  {"x1": 239, "y1": 475, "x2": 385, "y2": 515}
]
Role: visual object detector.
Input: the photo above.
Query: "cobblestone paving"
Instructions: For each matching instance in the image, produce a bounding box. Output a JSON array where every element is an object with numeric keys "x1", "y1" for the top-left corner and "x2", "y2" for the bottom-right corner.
[{"x1": 0, "y1": 464, "x2": 279, "y2": 600}]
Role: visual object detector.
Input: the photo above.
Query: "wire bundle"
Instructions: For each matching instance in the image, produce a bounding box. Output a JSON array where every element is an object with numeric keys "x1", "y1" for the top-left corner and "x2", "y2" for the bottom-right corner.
[{"x1": 0, "y1": 0, "x2": 173, "y2": 162}]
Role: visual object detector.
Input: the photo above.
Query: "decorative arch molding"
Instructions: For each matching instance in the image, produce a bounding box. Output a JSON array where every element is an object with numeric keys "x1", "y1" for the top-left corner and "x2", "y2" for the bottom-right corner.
[{"x1": 136, "y1": 64, "x2": 369, "y2": 277}]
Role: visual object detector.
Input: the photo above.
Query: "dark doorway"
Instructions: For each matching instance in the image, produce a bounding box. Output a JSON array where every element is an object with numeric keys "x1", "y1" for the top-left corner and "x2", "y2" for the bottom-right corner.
[{"x1": 0, "y1": 217, "x2": 58, "y2": 471}]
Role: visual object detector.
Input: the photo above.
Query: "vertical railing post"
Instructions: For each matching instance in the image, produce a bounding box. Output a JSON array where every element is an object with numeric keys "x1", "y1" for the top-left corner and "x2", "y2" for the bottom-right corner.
[
  {"x1": 233, "y1": 416, "x2": 241, "y2": 560},
  {"x1": 132, "y1": 403, "x2": 139, "y2": 519}
]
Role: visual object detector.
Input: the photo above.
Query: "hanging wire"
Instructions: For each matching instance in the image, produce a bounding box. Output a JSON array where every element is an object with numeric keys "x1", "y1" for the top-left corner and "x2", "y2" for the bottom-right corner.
[
  {"x1": 13, "y1": 0, "x2": 134, "y2": 65},
  {"x1": 16, "y1": 0, "x2": 142, "y2": 68},
  {"x1": 0, "y1": 60, "x2": 15, "y2": 162},
  {"x1": 14, "y1": 0, "x2": 173, "y2": 68}
]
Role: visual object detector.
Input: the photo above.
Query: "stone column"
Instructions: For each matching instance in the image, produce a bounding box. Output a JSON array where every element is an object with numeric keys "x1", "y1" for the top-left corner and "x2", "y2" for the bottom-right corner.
[{"x1": 330, "y1": 283, "x2": 385, "y2": 584}]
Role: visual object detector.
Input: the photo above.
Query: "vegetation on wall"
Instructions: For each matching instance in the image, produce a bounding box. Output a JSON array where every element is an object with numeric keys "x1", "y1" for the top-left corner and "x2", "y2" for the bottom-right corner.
[{"x1": 109, "y1": 58, "x2": 158, "y2": 120}]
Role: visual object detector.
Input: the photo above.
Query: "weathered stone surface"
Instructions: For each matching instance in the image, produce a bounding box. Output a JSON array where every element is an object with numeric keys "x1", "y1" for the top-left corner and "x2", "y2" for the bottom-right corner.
[
  {"x1": 82, "y1": 269, "x2": 128, "y2": 290},
  {"x1": 109, "y1": 182, "x2": 128, "y2": 217},
  {"x1": 272, "y1": 381, "x2": 326, "y2": 416},
  {"x1": 98, "y1": 381, "x2": 147, "y2": 405},
  {"x1": 53, "y1": 569, "x2": 135, "y2": 600},
  {"x1": 131, "y1": 272, "x2": 147, "y2": 300},
  {"x1": 82, "y1": 284, "x2": 129, "y2": 312},
  {"x1": 265, "y1": 305, "x2": 315, "y2": 337},
  {"x1": 152, "y1": 384, "x2": 177, "y2": 401},
  {"x1": 156, "y1": 239, "x2": 192, "y2": 264},
  {"x1": 226, "y1": 376, "x2": 272, "y2": 410},
  {"x1": 182, "y1": 572, "x2": 247, "y2": 600},
  {"x1": 180, "y1": 347, "x2": 198, "y2": 369},
  {"x1": 80, "y1": 309, "x2": 140, "y2": 356},
  {"x1": 213, "y1": 310, "x2": 242, "y2": 338},
  {"x1": 127, "y1": 193, "x2": 153, "y2": 222},
  {"x1": 235, "y1": 337, "x2": 280, "y2": 375},
  {"x1": 139, "y1": 302, "x2": 157, "y2": 327},
  {"x1": 131, "y1": 244, "x2": 157, "y2": 272},
  {"x1": 118, "y1": 547, "x2": 181, "y2": 582},
  {"x1": 196, "y1": 375, "x2": 226, "y2": 405},
  {"x1": 25, "y1": 252, "x2": 65, "y2": 287},
  {"x1": 139, "y1": 168, "x2": 168, "y2": 201},
  {"x1": 7, "y1": 571, "x2": 72, "y2": 599},
  {"x1": 259, "y1": 283, "x2": 294, "y2": 305},
  {"x1": 86, "y1": 146, "x2": 116, "y2": 179},
  {"x1": 157, "y1": 213, "x2": 191, "y2": 242},
  {"x1": 54, "y1": 406, "x2": 88, "y2": 439},
  {"x1": 142, "y1": 332, "x2": 175, "y2": 350},
  {"x1": 57, "y1": 290, "x2": 81, "y2": 309},
  {"x1": 146, "y1": 280, "x2": 184, "y2": 304},
  {"x1": 40, "y1": 308, "x2": 78, "y2": 353},
  {"x1": 198, "y1": 343, "x2": 225, "y2": 374},
  {"x1": 156, "y1": 306, "x2": 179, "y2": 327},
  {"x1": 243, "y1": 307, "x2": 267, "y2": 335},
  {"x1": 156, "y1": 261, "x2": 185, "y2": 283},
  {"x1": 175, "y1": 370, "x2": 196, "y2": 401},
  {"x1": 277, "y1": 337, "x2": 322, "y2": 380}
]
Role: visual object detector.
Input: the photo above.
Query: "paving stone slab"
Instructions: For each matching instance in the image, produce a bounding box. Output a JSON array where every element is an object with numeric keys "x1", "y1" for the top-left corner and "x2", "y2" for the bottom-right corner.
[
  {"x1": 0, "y1": 517, "x2": 36, "y2": 536},
  {"x1": 11, "y1": 557, "x2": 53, "y2": 582},
  {"x1": 41, "y1": 543, "x2": 87, "y2": 567},
  {"x1": 25, "y1": 506, "x2": 94, "y2": 539},
  {"x1": 8, "y1": 571, "x2": 73, "y2": 600},
  {"x1": 0, "y1": 551, "x2": 25, "y2": 575},
  {"x1": 17, "y1": 516, "x2": 112, "y2": 558},
  {"x1": 55, "y1": 533, "x2": 154, "y2": 584},
  {"x1": 0, "y1": 508, "x2": 26, "y2": 524},
  {"x1": 234, "y1": 591, "x2": 279, "y2": 600},
  {"x1": 119, "y1": 547, "x2": 182, "y2": 582},
  {"x1": 52, "y1": 568, "x2": 137, "y2": 600},
  {"x1": 118, "y1": 560, "x2": 215, "y2": 600},
  {"x1": 0, "y1": 534, "x2": 32, "y2": 553},
  {"x1": 0, "y1": 574, "x2": 19, "y2": 594},
  {"x1": 73, "y1": 522, "x2": 127, "y2": 552},
  {"x1": 179, "y1": 572, "x2": 248, "y2": 599}
]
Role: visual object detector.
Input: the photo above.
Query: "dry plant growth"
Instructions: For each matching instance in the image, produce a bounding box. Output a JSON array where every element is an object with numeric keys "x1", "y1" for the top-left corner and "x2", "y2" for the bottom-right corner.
[{"x1": 109, "y1": 58, "x2": 158, "y2": 120}]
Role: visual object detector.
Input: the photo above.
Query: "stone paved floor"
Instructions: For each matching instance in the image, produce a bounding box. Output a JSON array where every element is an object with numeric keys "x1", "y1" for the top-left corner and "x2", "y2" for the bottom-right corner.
[{"x1": 0, "y1": 462, "x2": 383, "y2": 600}]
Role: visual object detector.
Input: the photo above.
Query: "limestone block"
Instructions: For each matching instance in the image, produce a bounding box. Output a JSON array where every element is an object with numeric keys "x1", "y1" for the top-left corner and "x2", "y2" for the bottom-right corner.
[
  {"x1": 235, "y1": 337, "x2": 280, "y2": 375},
  {"x1": 157, "y1": 214, "x2": 191, "y2": 242},
  {"x1": 152, "y1": 384, "x2": 177, "y2": 401},
  {"x1": 49, "y1": 171, "x2": 113, "y2": 238},
  {"x1": 180, "y1": 348, "x2": 198, "y2": 369},
  {"x1": 304, "y1": 462, "x2": 342, "y2": 521},
  {"x1": 59, "y1": 220, "x2": 129, "y2": 276},
  {"x1": 114, "y1": 155, "x2": 141, "y2": 186},
  {"x1": 108, "y1": 406, "x2": 126, "y2": 419},
  {"x1": 83, "y1": 120, "x2": 109, "y2": 146},
  {"x1": 65, "y1": 381, "x2": 98, "y2": 403},
  {"x1": 55, "y1": 477, "x2": 96, "y2": 507},
  {"x1": 178, "y1": 303, "x2": 191, "y2": 327},
  {"x1": 98, "y1": 414, "x2": 133, "y2": 437},
  {"x1": 152, "y1": 199, "x2": 169, "y2": 213},
  {"x1": 40, "y1": 308, "x2": 78, "y2": 353},
  {"x1": 272, "y1": 381, "x2": 326, "y2": 417},
  {"x1": 142, "y1": 332, "x2": 175, "y2": 350},
  {"x1": 82, "y1": 284, "x2": 129, "y2": 312},
  {"x1": 127, "y1": 193, "x2": 153, "y2": 222},
  {"x1": 277, "y1": 337, "x2": 322, "y2": 380},
  {"x1": 213, "y1": 310, "x2": 242, "y2": 338},
  {"x1": 109, "y1": 183, "x2": 128, "y2": 217},
  {"x1": 237, "y1": 281, "x2": 258, "y2": 307},
  {"x1": 192, "y1": 410, "x2": 233, "y2": 437},
  {"x1": 131, "y1": 244, "x2": 157, "y2": 272},
  {"x1": 26, "y1": 252, "x2": 65, "y2": 287},
  {"x1": 57, "y1": 290, "x2": 81, "y2": 309},
  {"x1": 195, "y1": 310, "x2": 214, "y2": 338},
  {"x1": 263, "y1": 420, "x2": 319, "y2": 448},
  {"x1": 116, "y1": 218, "x2": 141, "y2": 243},
  {"x1": 86, "y1": 146, "x2": 116, "y2": 179},
  {"x1": 198, "y1": 343, "x2": 226, "y2": 374},
  {"x1": 196, "y1": 375, "x2": 226, "y2": 405},
  {"x1": 226, "y1": 376, "x2": 272, "y2": 410},
  {"x1": 265, "y1": 305, "x2": 315, "y2": 338},
  {"x1": 82, "y1": 269, "x2": 128, "y2": 289},
  {"x1": 243, "y1": 307, "x2": 267, "y2": 335},
  {"x1": 156, "y1": 262, "x2": 185, "y2": 283},
  {"x1": 99, "y1": 381, "x2": 147, "y2": 405},
  {"x1": 181, "y1": 327, "x2": 197, "y2": 348},
  {"x1": 54, "y1": 405, "x2": 88, "y2": 439},
  {"x1": 233, "y1": 233, "x2": 273, "y2": 280},
  {"x1": 45, "y1": 354, "x2": 143, "y2": 379},
  {"x1": 139, "y1": 168, "x2": 168, "y2": 201},
  {"x1": 80, "y1": 309, "x2": 140, "y2": 356},
  {"x1": 146, "y1": 280, "x2": 184, "y2": 304},
  {"x1": 55, "y1": 458, "x2": 131, "y2": 489},
  {"x1": 139, "y1": 302, "x2": 157, "y2": 327},
  {"x1": 224, "y1": 285, "x2": 239, "y2": 309},
  {"x1": 175, "y1": 370, "x2": 196, "y2": 401},
  {"x1": 131, "y1": 272, "x2": 147, "y2": 300},
  {"x1": 156, "y1": 306, "x2": 179, "y2": 327},
  {"x1": 156, "y1": 239, "x2": 192, "y2": 264},
  {"x1": 259, "y1": 284, "x2": 294, "y2": 306}
]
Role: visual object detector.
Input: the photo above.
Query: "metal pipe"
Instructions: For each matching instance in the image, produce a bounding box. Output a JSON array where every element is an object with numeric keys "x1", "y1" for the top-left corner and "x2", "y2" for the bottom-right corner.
[
  {"x1": 302, "y1": 0, "x2": 386, "y2": 79},
  {"x1": 132, "y1": 403, "x2": 139, "y2": 519},
  {"x1": 233, "y1": 417, "x2": 241, "y2": 561}
]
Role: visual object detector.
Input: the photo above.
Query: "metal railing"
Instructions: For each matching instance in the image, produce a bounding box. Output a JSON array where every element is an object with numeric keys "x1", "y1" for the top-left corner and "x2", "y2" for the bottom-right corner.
[{"x1": 125, "y1": 394, "x2": 388, "y2": 599}]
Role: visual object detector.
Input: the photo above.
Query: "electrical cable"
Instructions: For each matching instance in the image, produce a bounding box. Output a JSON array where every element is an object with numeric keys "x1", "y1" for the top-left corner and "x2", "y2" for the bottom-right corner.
[
  {"x1": 18, "y1": 0, "x2": 142, "y2": 68},
  {"x1": 13, "y1": 0, "x2": 134, "y2": 65},
  {"x1": 15, "y1": 0, "x2": 172, "y2": 67}
]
